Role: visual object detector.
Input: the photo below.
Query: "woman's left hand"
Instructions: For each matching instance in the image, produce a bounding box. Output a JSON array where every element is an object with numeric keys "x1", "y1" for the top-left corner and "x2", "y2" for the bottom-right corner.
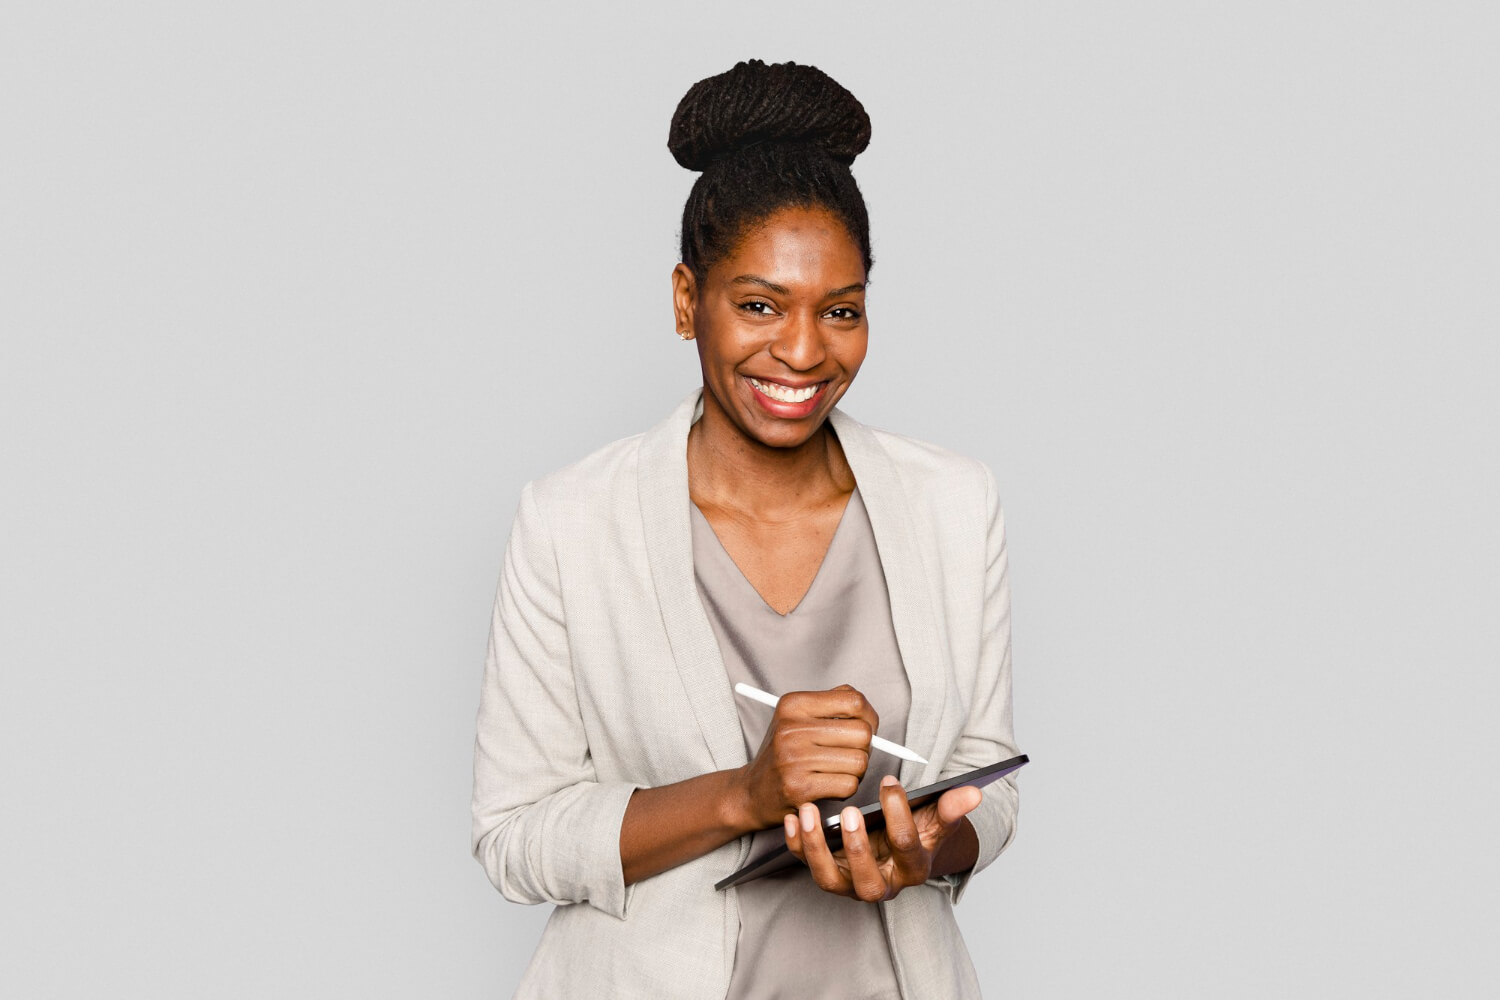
[{"x1": 783, "y1": 774, "x2": 982, "y2": 902}]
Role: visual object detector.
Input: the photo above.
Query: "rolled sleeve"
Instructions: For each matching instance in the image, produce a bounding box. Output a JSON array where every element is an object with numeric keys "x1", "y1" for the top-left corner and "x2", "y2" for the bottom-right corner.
[
  {"x1": 470, "y1": 480, "x2": 640, "y2": 920},
  {"x1": 928, "y1": 460, "x2": 1021, "y2": 906}
]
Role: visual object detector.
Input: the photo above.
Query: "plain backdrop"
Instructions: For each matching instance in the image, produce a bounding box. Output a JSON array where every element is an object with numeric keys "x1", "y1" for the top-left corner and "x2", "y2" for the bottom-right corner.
[{"x1": 3, "y1": 2, "x2": 1497, "y2": 997}]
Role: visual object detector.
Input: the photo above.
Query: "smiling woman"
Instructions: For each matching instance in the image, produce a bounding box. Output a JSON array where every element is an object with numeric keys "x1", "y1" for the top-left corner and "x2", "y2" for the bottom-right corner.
[
  {"x1": 472, "y1": 59, "x2": 1021, "y2": 1000},
  {"x1": 676, "y1": 205, "x2": 867, "y2": 436}
]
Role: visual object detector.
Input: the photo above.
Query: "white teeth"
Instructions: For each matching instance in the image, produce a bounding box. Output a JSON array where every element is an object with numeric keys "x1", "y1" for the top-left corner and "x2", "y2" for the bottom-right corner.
[{"x1": 749, "y1": 377, "x2": 821, "y2": 403}]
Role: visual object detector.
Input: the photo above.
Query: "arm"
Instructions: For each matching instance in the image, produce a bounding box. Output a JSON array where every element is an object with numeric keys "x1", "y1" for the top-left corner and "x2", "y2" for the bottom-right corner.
[
  {"x1": 470, "y1": 481, "x2": 641, "y2": 920},
  {"x1": 621, "y1": 683, "x2": 888, "y2": 887},
  {"x1": 471, "y1": 485, "x2": 881, "y2": 904},
  {"x1": 618, "y1": 770, "x2": 751, "y2": 886},
  {"x1": 618, "y1": 685, "x2": 882, "y2": 885}
]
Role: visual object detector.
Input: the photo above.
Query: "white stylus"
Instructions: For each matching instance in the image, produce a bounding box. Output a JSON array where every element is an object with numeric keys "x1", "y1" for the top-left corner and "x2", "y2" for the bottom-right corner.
[{"x1": 732, "y1": 682, "x2": 929, "y2": 764}]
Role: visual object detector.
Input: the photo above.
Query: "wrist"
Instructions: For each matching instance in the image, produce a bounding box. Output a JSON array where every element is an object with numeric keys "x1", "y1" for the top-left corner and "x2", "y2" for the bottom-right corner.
[{"x1": 718, "y1": 766, "x2": 758, "y2": 837}]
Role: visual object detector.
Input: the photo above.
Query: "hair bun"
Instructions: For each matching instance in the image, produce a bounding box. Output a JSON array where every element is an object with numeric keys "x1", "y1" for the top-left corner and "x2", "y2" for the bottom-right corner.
[{"x1": 668, "y1": 59, "x2": 872, "y2": 171}]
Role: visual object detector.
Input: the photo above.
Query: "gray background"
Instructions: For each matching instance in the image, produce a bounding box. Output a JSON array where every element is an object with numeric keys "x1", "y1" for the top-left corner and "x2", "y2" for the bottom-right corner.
[{"x1": 3, "y1": 2, "x2": 1496, "y2": 997}]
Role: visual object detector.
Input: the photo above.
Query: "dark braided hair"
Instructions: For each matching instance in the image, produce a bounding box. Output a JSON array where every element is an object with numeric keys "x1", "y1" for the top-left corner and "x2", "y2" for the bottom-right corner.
[{"x1": 669, "y1": 59, "x2": 874, "y2": 285}]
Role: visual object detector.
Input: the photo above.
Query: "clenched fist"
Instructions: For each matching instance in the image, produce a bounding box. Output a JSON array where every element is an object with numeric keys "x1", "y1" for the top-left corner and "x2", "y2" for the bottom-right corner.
[{"x1": 733, "y1": 684, "x2": 879, "y2": 832}]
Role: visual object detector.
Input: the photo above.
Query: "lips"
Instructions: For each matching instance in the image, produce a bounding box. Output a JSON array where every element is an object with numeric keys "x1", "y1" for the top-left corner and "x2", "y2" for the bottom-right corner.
[
  {"x1": 744, "y1": 375, "x2": 827, "y2": 418},
  {"x1": 746, "y1": 376, "x2": 825, "y2": 403}
]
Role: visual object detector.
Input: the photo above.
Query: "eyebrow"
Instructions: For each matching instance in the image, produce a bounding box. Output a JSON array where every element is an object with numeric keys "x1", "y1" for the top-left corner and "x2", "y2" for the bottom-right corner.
[{"x1": 729, "y1": 275, "x2": 866, "y2": 298}]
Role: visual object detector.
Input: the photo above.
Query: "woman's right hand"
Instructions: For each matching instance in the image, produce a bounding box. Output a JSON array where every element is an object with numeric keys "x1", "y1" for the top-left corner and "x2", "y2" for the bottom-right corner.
[{"x1": 734, "y1": 684, "x2": 880, "y2": 832}]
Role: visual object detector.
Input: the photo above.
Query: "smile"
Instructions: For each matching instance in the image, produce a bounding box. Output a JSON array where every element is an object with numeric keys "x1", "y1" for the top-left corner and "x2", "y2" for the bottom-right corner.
[{"x1": 746, "y1": 377, "x2": 825, "y2": 404}]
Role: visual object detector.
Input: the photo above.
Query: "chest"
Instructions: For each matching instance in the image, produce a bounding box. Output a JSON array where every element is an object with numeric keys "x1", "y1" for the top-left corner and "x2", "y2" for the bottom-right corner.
[{"x1": 691, "y1": 494, "x2": 851, "y2": 616}]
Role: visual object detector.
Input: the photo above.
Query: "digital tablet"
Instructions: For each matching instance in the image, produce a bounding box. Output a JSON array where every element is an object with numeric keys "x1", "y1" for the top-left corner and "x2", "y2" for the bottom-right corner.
[{"x1": 714, "y1": 754, "x2": 1029, "y2": 890}]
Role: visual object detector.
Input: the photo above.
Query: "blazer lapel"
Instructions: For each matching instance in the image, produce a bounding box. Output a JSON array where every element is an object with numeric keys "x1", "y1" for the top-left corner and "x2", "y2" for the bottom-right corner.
[
  {"x1": 828, "y1": 405, "x2": 952, "y2": 788},
  {"x1": 638, "y1": 387, "x2": 748, "y2": 773},
  {"x1": 637, "y1": 386, "x2": 952, "y2": 788}
]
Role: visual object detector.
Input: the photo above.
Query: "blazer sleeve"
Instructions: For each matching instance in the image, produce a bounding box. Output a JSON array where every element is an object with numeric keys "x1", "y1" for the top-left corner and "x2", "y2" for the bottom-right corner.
[
  {"x1": 930, "y1": 460, "x2": 1021, "y2": 905},
  {"x1": 470, "y1": 480, "x2": 641, "y2": 920}
]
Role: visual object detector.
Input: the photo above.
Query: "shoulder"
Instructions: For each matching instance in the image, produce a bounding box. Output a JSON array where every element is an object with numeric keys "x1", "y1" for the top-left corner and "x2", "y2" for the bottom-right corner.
[
  {"x1": 516, "y1": 429, "x2": 647, "y2": 536},
  {"x1": 529, "y1": 431, "x2": 645, "y2": 502},
  {"x1": 859, "y1": 421, "x2": 998, "y2": 511}
]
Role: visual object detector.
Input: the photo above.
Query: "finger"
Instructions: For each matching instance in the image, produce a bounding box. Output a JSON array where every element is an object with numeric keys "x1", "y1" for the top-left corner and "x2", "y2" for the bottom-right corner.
[
  {"x1": 825, "y1": 685, "x2": 880, "y2": 735},
  {"x1": 878, "y1": 775, "x2": 927, "y2": 887},
  {"x1": 777, "y1": 718, "x2": 874, "y2": 752},
  {"x1": 838, "y1": 806, "x2": 891, "y2": 903},
  {"x1": 802, "y1": 745, "x2": 871, "y2": 777},
  {"x1": 803, "y1": 770, "x2": 861, "y2": 803},
  {"x1": 805, "y1": 718, "x2": 877, "y2": 751},
  {"x1": 768, "y1": 767, "x2": 858, "y2": 809},
  {"x1": 797, "y1": 802, "x2": 852, "y2": 896},
  {"x1": 785, "y1": 687, "x2": 879, "y2": 734},
  {"x1": 783, "y1": 813, "x2": 805, "y2": 863},
  {"x1": 935, "y1": 785, "x2": 983, "y2": 828},
  {"x1": 910, "y1": 787, "x2": 984, "y2": 855},
  {"x1": 838, "y1": 684, "x2": 880, "y2": 736}
]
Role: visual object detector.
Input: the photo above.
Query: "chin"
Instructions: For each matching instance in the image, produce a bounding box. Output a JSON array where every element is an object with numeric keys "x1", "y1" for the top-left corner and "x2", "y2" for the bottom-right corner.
[{"x1": 742, "y1": 413, "x2": 824, "y2": 449}]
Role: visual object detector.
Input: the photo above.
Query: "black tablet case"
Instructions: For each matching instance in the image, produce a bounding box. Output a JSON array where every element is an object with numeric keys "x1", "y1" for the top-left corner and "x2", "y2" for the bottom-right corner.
[{"x1": 714, "y1": 754, "x2": 1029, "y2": 891}]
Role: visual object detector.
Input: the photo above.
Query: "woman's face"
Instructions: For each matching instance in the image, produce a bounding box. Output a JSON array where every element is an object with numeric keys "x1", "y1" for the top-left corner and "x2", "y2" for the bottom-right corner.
[{"x1": 673, "y1": 203, "x2": 868, "y2": 451}]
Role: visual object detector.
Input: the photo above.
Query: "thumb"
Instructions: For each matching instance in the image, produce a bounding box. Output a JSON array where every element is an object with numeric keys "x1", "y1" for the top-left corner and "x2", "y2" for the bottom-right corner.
[{"x1": 935, "y1": 785, "x2": 983, "y2": 827}]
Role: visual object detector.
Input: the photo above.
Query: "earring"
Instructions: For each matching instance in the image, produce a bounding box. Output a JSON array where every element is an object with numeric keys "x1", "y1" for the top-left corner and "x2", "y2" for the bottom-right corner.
[{"x1": 677, "y1": 330, "x2": 691, "y2": 340}]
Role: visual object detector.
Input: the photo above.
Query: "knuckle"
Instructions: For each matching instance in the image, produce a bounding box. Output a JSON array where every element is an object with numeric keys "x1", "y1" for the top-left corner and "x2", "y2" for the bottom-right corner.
[{"x1": 888, "y1": 828, "x2": 920, "y2": 853}]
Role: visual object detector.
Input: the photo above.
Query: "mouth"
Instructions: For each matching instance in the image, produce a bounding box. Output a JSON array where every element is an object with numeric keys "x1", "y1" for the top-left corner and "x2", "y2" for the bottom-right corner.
[{"x1": 744, "y1": 375, "x2": 829, "y2": 418}]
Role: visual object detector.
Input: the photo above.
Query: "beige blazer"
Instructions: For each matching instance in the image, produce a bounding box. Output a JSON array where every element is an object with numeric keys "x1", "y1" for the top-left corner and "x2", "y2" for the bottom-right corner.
[{"x1": 471, "y1": 386, "x2": 1021, "y2": 999}]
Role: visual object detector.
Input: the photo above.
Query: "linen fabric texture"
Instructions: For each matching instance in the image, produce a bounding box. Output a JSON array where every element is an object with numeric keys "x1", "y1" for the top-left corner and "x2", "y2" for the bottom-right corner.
[{"x1": 470, "y1": 386, "x2": 1021, "y2": 999}]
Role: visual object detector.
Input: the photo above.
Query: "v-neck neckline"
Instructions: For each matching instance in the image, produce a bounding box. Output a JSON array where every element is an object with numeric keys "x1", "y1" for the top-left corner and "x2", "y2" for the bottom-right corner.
[{"x1": 691, "y1": 487, "x2": 860, "y2": 618}]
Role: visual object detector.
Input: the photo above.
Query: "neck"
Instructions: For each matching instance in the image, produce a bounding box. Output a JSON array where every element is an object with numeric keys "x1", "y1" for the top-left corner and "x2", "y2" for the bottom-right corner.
[{"x1": 687, "y1": 390, "x2": 854, "y2": 522}]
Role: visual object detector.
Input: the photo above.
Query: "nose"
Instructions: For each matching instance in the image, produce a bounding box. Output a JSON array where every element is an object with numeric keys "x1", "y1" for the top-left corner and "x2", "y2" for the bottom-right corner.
[{"x1": 768, "y1": 309, "x2": 827, "y2": 371}]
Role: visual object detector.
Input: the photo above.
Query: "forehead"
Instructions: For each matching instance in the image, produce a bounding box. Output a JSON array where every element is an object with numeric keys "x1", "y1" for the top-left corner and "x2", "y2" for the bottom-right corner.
[{"x1": 714, "y1": 205, "x2": 865, "y2": 288}]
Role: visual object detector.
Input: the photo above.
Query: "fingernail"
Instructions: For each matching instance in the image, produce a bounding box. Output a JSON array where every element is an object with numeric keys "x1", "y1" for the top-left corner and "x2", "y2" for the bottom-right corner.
[
  {"x1": 784, "y1": 815, "x2": 797, "y2": 839},
  {"x1": 801, "y1": 804, "x2": 816, "y2": 833},
  {"x1": 880, "y1": 774, "x2": 899, "y2": 788},
  {"x1": 844, "y1": 807, "x2": 860, "y2": 831}
]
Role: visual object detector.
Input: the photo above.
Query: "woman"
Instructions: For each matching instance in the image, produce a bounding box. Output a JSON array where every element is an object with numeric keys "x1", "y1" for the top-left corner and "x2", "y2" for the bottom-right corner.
[{"x1": 472, "y1": 59, "x2": 1020, "y2": 999}]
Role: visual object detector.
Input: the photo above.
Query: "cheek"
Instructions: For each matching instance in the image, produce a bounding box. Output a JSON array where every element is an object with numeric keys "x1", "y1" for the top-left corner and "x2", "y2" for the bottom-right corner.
[
  {"x1": 700, "y1": 317, "x2": 761, "y2": 364},
  {"x1": 842, "y1": 333, "x2": 870, "y2": 371}
]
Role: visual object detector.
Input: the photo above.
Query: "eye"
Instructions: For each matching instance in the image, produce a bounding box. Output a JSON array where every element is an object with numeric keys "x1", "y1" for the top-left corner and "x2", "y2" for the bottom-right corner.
[
  {"x1": 826, "y1": 306, "x2": 863, "y2": 320},
  {"x1": 737, "y1": 300, "x2": 775, "y2": 316}
]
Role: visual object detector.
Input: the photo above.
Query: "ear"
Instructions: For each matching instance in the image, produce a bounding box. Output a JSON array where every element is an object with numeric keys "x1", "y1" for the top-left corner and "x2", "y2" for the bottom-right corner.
[{"x1": 671, "y1": 263, "x2": 698, "y2": 340}]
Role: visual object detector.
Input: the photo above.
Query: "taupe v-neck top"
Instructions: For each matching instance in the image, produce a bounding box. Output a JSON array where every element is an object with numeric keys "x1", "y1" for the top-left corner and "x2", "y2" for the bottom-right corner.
[{"x1": 690, "y1": 486, "x2": 911, "y2": 1000}]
